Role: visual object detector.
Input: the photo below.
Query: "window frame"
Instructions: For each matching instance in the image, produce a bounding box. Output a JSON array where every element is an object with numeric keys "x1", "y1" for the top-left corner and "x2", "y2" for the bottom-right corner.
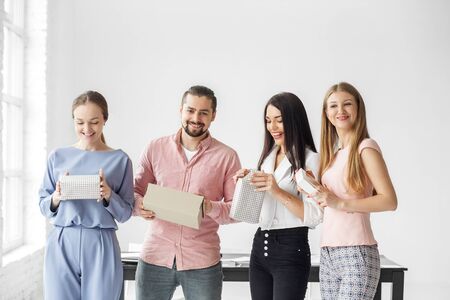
[{"x1": 1, "y1": 0, "x2": 26, "y2": 254}]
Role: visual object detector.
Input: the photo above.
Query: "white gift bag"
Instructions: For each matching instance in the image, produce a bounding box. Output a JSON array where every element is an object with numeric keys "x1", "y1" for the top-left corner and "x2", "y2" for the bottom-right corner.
[{"x1": 230, "y1": 170, "x2": 265, "y2": 223}]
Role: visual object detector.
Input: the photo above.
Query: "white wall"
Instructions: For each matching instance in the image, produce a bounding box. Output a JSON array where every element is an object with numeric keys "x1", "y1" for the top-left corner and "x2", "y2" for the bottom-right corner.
[{"x1": 46, "y1": 0, "x2": 450, "y2": 298}]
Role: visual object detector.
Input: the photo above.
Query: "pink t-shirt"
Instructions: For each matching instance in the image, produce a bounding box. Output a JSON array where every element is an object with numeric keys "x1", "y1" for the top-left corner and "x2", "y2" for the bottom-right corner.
[{"x1": 320, "y1": 138, "x2": 381, "y2": 247}]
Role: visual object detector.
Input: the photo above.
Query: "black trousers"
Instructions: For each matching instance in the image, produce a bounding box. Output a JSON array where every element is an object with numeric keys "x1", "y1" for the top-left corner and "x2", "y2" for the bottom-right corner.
[{"x1": 249, "y1": 227, "x2": 311, "y2": 300}]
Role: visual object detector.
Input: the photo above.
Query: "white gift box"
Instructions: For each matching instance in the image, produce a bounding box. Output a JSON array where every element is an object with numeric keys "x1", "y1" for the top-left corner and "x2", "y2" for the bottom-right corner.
[
  {"x1": 230, "y1": 170, "x2": 265, "y2": 224},
  {"x1": 60, "y1": 175, "x2": 100, "y2": 200},
  {"x1": 295, "y1": 168, "x2": 320, "y2": 195}
]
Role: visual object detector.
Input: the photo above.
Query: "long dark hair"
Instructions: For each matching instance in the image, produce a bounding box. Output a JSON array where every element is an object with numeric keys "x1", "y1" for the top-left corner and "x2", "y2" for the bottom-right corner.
[{"x1": 257, "y1": 92, "x2": 317, "y2": 174}]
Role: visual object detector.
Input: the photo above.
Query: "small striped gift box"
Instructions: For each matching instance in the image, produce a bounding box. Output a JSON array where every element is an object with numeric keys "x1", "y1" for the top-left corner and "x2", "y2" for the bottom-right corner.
[
  {"x1": 230, "y1": 170, "x2": 265, "y2": 223},
  {"x1": 60, "y1": 175, "x2": 100, "y2": 200}
]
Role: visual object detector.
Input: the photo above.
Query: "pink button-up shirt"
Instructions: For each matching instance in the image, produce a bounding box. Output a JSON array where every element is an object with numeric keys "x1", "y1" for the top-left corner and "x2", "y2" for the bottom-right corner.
[{"x1": 133, "y1": 130, "x2": 241, "y2": 270}]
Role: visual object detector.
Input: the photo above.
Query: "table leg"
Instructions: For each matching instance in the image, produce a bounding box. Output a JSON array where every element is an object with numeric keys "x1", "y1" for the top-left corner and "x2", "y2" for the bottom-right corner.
[
  {"x1": 120, "y1": 281, "x2": 125, "y2": 300},
  {"x1": 374, "y1": 281, "x2": 382, "y2": 300},
  {"x1": 391, "y1": 271, "x2": 405, "y2": 300}
]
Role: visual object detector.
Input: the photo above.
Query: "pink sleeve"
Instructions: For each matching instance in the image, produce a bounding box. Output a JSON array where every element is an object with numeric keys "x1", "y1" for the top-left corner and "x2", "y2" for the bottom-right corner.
[
  {"x1": 206, "y1": 151, "x2": 242, "y2": 225},
  {"x1": 133, "y1": 142, "x2": 156, "y2": 216},
  {"x1": 358, "y1": 138, "x2": 382, "y2": 155}
]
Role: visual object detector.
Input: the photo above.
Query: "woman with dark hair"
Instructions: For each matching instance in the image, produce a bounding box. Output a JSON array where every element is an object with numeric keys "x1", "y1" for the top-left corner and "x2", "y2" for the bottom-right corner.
[
  {"x1": 39, "y1": 91, "x2": 134, "y2": 300},
  {"x1": 235, "y1": 92, "x2": 323, "y2": 300}
]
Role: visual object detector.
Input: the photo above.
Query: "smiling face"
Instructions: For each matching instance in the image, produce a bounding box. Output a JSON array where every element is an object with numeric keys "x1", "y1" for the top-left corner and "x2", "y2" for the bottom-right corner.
[
  {"x1": 180, "y1": 94, "x2": 216, "y2": 138},
  {"x1": 325, "y1": 91, "x2": 358, "y2": 132},
  {"x1": 73, "y1": 102, "x2": 106, "y2": 148},
  {"x1": 265, "y1": 104, "x2": 285, "y2": 148}
]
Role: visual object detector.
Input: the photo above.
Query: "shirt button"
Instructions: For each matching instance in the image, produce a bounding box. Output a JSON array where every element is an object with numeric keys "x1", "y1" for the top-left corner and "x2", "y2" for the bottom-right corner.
[
  {"x1": 264, "y1": 233, "x2": 269, "y2": 237},
  {"x1": 264, "y1": 252, "x2": 268, "y2": 257},
  {"x1": 264, "y1": 246, "x2": 268, "y2": 250},
  {"x1": 273, "y1": 219, "x2": 279, "y2": 225},
  {"x1": 264, "y1": 240, "x2": 268, "y2": 244}
]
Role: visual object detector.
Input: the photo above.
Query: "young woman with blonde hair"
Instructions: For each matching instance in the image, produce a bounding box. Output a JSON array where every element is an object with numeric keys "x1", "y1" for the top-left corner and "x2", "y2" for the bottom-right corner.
[{"x1": 312, "y1": 82, "x2": 397, "y2": 299}]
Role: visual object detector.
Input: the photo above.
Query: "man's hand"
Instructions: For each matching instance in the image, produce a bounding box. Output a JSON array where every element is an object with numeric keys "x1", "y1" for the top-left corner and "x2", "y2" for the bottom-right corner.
[
  {"x1": 203, "y1": 199, "x2": 212, "y2": 215},
  {"x1": 233, "y1": 168, "x2": 250, "y2": 183},
  {"x1": 137, "y1": 199, "x2": 156, "y2": 220}
]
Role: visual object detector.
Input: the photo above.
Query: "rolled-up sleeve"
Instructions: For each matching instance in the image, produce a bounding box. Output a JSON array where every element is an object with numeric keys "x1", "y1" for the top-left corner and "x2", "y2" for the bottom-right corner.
[
  {"x1": 302, "y1": 151, "x2": 323, "y2": 228},
  {"x1": 133, "y1": 142, "x2": 156, "y2": 216},
  {"x1": 206, "y1": 151, "x2": 241, "y2": 225}
]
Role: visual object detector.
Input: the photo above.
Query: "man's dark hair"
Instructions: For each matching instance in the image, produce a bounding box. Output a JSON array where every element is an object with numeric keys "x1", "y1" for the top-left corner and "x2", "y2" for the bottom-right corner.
[{"x1": 181, "y1": 85, "x2": 217, "y2": 112}]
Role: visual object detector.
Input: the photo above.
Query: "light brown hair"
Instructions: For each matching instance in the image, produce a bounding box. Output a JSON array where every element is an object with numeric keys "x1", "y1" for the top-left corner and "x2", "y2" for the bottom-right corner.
[
  {"x1": 319, "y1": 82, "x2": 369, "y2": 193},
  {"x1": 72, "y1": 91, "x2": 108, "y2": 143}
]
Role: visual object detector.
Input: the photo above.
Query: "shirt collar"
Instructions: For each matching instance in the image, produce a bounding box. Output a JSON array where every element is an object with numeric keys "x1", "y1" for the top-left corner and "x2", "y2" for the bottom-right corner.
[{"x1": 173, "y1": 128, "x2": 213, "y2": 150}]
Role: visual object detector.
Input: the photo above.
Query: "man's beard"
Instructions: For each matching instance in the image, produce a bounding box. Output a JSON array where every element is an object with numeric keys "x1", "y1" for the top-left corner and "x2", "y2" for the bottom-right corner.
[{"x1": 182, "y1": 121, "x2": 207, "y2": 137}]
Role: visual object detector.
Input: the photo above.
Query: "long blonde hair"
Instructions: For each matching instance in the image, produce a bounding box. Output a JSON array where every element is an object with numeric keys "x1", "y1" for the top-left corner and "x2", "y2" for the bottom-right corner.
[{"x1": 319, "y1": 82, "x2": 369, "y2": 193}]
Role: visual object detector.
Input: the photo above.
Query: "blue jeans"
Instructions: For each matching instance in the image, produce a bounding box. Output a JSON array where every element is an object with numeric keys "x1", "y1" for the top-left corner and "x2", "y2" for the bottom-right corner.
[
  {"x1": 249, "y1": 227, "x2": 311, "y2": 300},
  {"x1": 135, "y1": 259, "x2": 223, "y2": 300}
]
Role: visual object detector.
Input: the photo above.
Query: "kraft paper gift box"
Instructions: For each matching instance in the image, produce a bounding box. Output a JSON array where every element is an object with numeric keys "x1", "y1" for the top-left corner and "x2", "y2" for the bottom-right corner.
[
  {"x1": 59, "y1": 175, "x2": 100, "y2": 200},
  {"x1": 295, "y1": 168, "x2": 320, "y2": 194},
  {"x1": 230, "y1": 170, "x2": 265, "y2": 224},
  {"x1": 143, "y1": 184, "x2": 204, "y2": 230}
]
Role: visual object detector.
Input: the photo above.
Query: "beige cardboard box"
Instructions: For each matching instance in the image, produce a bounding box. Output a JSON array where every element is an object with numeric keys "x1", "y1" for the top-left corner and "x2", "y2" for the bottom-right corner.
[{"x1": 143, "y1": 184, "x2": 204, "y2": 229}]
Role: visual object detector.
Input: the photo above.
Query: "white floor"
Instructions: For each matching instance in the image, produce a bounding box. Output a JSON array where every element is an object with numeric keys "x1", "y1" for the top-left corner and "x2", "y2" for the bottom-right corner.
[
  {"x1": 124, "y1": 282, "x2": 330, "y2": 300},
  {"x1": 124, "y1": 282, "x2": 252, "y2": 300},
  {"x1": 124, "y1": 282, "x2": 397, "y2": 300}
]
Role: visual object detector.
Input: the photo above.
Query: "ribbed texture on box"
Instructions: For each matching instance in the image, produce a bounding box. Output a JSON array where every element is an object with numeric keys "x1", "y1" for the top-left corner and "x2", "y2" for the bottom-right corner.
[
  {"x1": 60, "y1": 175, "x2": 100, "y2": 200},
  {"x1": 230, "y1": 170, "x2": 265, "y2": 223}
]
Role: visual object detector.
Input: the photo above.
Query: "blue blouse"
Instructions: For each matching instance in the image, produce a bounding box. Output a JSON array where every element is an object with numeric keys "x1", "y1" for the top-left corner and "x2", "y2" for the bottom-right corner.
[{"x1": 39, "y1": 147, "x2": 134, "y2": 229}]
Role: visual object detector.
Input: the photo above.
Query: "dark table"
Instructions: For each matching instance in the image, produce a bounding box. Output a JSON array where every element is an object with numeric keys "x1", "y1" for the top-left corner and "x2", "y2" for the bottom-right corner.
[{"x1": 121, "y1": 253, "x2": 407, "y2": 300}]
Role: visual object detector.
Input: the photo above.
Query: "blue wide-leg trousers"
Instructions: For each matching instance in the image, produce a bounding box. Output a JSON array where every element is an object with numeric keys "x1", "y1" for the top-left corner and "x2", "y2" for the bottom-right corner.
[{"x1": 44, "y1": 226, "x2": 122, "y2": 300}]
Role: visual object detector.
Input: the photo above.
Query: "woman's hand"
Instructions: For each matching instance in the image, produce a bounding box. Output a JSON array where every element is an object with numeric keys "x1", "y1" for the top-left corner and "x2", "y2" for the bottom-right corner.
[
  {"x1": 51, "y1": 171, "x2": 69, "y2": 210},
  {"x1": 51, "y1": 181, "x2": 63, "y2": 210},
  {"x1": 99, "y1": 168, "x2": 112, "y2": 203},
  {"x1": 233, "y1": 168, "x2": 250, "y2": 183},
  {"x1": 250, "y1": 171, "x2": 281, "y2": 195},
  {"x1": 312, "y1": 185, "x2": 343, "y2": 210}
]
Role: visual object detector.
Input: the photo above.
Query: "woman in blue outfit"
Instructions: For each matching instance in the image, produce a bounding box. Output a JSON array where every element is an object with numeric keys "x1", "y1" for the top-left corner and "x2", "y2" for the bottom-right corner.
[
  {"x1": 235, "y1": 92, "x2": 323, "y2": 299},
  {"x1": 39, "y1": 91, "x2": 134, "y2": 300}
]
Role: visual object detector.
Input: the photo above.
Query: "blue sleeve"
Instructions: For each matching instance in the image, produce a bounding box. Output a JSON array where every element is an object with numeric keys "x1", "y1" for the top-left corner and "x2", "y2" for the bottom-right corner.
[
  {"x1": 104, "y1": 158, "x2": 134, "y2": 223},
  {"x1": 38, "y1": 152, "x2": 58, "y2": 218}
]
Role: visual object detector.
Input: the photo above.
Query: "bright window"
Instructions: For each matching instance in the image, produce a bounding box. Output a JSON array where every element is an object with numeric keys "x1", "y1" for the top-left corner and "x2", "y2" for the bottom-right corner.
[{"x1": 1, "y1": 0, "x2": 25, "y2": 253}]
